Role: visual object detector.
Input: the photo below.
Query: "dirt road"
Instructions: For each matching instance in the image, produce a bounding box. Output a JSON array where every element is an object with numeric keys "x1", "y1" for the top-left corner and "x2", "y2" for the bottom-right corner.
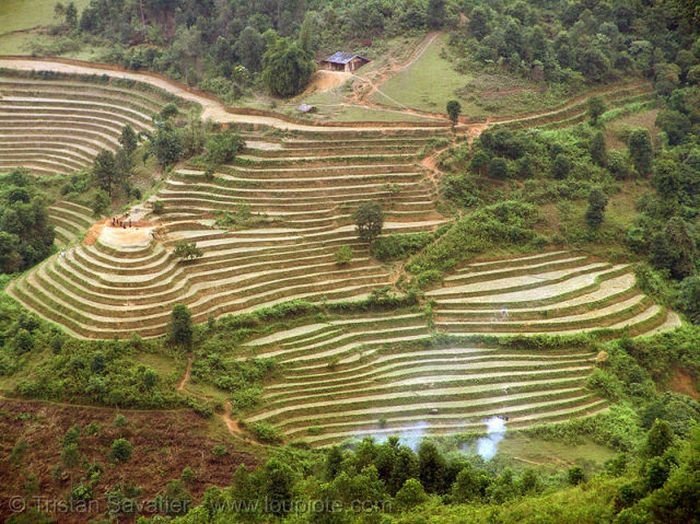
[{"x1": 0, "y1": 57, "x2": 458, "y2": 132}]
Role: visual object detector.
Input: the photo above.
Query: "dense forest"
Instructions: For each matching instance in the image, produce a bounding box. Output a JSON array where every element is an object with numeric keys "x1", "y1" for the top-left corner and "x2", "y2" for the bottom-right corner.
[{"x1": 47, "y1": 0, "x2": 700, "y2": 99}]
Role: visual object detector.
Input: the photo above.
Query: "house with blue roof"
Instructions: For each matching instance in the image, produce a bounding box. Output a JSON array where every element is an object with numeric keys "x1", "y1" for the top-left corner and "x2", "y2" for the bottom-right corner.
[{"x1": 320, "y1": 52, "x2": 370, "y2": 73}]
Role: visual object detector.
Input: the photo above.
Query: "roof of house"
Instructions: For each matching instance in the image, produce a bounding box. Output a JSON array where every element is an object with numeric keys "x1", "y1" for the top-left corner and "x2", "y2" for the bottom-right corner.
[{"x1": 322, "y1": 52, "x2": 369, "y2": 64}]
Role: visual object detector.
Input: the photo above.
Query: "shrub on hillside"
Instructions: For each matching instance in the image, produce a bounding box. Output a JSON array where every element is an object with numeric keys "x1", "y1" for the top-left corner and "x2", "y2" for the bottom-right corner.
[
  {"x1": 406, "y1": 201, "x2": 543, "y2": 285},
  {"x1": 370, "y1": 232, "x2": 433, "y2": 262},
  {"x1": 335, "y1": 245, "x2": 353, "y2": 266},
  {"x1": 204, "y1": 129, "x2": 244, "y2": 166},
  {"x1": 250, "y1": 422, "x2": 283, "y2": 444},
  {"x1": 173, "y1": 241, "x2": 203, "y2": 261},
  {"x1": 678, "y1": 276, "x2": 700, "y2": 324},
  {"x1": 110, "y1": 438, "x2": 133, "y2": 462}
]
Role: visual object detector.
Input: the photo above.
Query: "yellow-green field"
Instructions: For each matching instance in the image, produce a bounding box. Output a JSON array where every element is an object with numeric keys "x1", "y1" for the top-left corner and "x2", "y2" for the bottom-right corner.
[
  {"x1": 0, "y1": 0, "x2": 91, "y2": 55},
  {"x1": 377, "y1": 33, "x2": 471, "y2": 113},
  {"x1": 377, "y1": 33, "x2": 579, "y2": 118},
  {"x1": 0, "y1": 0, "x2": 90, "y2": 34}
]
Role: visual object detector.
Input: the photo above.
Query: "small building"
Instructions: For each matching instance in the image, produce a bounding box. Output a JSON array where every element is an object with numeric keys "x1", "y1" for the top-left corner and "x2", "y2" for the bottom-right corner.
[
  {"x1": 297, "y1": 103, "x2": 316, "y2": 114},
  {"x1": 320, "y1": 52, "x2": 370, "y2": 73}
]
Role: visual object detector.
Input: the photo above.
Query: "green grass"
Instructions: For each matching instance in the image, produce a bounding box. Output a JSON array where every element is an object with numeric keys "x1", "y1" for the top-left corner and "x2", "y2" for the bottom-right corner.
[
  {"x1": 378, "y1": 33, "x2": 471, "y2": 114},
  {"x1": 0, "y1": 31, "x2": 33, "y2": 54},
  {"x1": 0, "y1": 0, "x2": 93, "y2": 56},
  {"x1": 0, "y1": 0, "x2": 90, "y2": 34},
  {"x1": 498, "y1": 435, "x2": 616, "y2": 470},
  {"x1": 376, "y1": 33, "x2": 577, "y2": 118},
  {"x1": 604, "y1": 108, "x2": 660, "y2": 151}
]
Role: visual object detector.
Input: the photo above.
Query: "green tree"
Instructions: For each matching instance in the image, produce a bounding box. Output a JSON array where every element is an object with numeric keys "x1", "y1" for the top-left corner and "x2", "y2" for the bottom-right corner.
[
  {"x1": 353, "y1": 202, "x2": 384, "y2": 244},
  {"x1": 170, "y1": 304, "x2": 193, "y2": 347},
  {"x1": 469, "y1": 6, "x2": 491, "y2": 39},
  {"x1": 150, "y1": 122, "x2": 183, "y2": 168},
  {"x1": 427, "y1": 0, "x2": 447, "y2": 28},
  {"x1": 14, "y1": 328, "x2": 34, "y2": 354},
  {"x1": 650, "y1": 217, "x2": 697, "y2": 279},
  {"x1": 204, "y1": 130, "x2": 244, "y2": 166},
  {"x1": 677, "y1": 276, "x2": 700, "y2": 324},
  {"x1": 585, "y1": 188, "x2": 609, "y2": 229},
  {"x1": 588, "y1": 96, "x2": 606, "y2": 125},
  {"x1": 488, "y1": 157, "x2": 509, "y2": 179},
  {"x1": 93, "y1": 150, "x2": 117, "y2": 196},
  {"x1": 0, "y1": 232, "x2": 21, "y2": 273},
  {"x1": 119, "y1": 125, "x2": 138, "y2": 155},
  {"x1": 394, "y1": 478, "x2": 428, "y2": 509},
  {"x1": 298, "y1": 12, "x2": 318, "y2": 53},
  {"x1": 92, "y1": 190, "x2": 110, "y2": 217},
  {"x1": 418, "y1": 440, "x2": 446, "y2": 493},
  {"x1": 110, "y1": 438, "x2": 133, "y2": 462},
  {"x1": 65, "y1": 2, "x2": 78, "y2": 29},
  {"x1": 446, "y1": 100, "x2": 462, "y2": 127},
  {"x1": 552, "y1": 153, "x2": 572, "y2": 179},
  {"x1": 262, "y1": 458, "x2": 296, "y2": 516},
  {"x1": 261, "y1": 37, "x2": 315, "y2": 97},
  {"x1": 160, "y1": 104, "x2": 179, "y2": 121},
  {"x1": 325, "y1": 446, "x2": 344, "y2": 480},
  {"x1": 235, "y1": 26, "x2": 266, "y2": 72},
  {"x1": 590, "y1": 130, "x2": 607, "y2": 166},
  {"x1": 655, "y1": 109, "x2": 692, "y2": 145},
  {"x1": 652, "y1": 158, "x2": 681, "y2": 199},
  {"x1": 452, "y1": 464, "x2": 489, "y2": 502},
  {"x1": 567, "y1": 465, "x2": 585, "y2": 485},
  {"x1": 628, "y1": 129, "x2": 653, "y2": 175},
  {"x1": 644, "y1": 456, "x2": 672, "y2": 491},
  {"x1": 646, "y1": 419, "x2": 674, "y2": 457}
]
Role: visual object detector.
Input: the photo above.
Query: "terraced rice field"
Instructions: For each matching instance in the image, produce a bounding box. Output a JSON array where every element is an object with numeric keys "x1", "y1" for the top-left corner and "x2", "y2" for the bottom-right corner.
[
  {"x1": 8, "y1": 126, "x2": 450, "y2": 338},
  {"x1": 242, "y1": 250, "x2": 680, "y2": 446},
  {"x1": 48, "y1": 200, "x2": 93, "y2": 246},
  {"x1": 0, "y1": 62, "x2": 683, "y2": 447},
  {"x1": 0, "y1": 73, "x2": 175, "y2": 174},
  {"x1": 427, "y1": 251, "x2": 679, "y2": 335}
]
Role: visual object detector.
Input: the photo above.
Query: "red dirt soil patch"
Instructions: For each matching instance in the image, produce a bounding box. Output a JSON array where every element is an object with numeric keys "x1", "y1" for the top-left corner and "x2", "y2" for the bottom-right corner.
[
  {"x1": 669, "y1": 368, "x2": 698, "y2": 399},
  {"x1": 0, "y1": 399, "x2": 257, "y2": 523},
  {"x1": 83, "y1": 220, "x2": 106, "y2": 246},
  {"x1": 304, "y1": 70, "x2": 351, "y2": 94}
]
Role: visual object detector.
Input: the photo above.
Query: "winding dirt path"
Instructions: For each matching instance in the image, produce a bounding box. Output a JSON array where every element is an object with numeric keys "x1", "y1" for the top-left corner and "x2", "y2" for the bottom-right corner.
[
  {"x1": 0, "y1": 57, "x2": 455, "y2": 132},
  {"x1": 351, "y1": 32, "x2": 440, "y2": 106},
  {"x1": 177, "y1": 355, "x2": 193, "y2": 391},
  {"x1": 221, "y1": 401, "x2": 252, "y2": 441}
]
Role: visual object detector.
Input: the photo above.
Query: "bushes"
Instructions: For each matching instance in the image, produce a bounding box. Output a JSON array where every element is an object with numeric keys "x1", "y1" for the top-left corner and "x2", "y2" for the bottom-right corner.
[
  {"x1": 370, "y1": 232, "x2": 433, "y2": 262},
  {"x1": 204, "y1": 130, "x2": 244, "y2": 167},
  {"x1": 173, "y1": 241, "x2": 203, "y2": 262},
  {"x1": 13, "y1": 335, "x2": 178, "y2": 409},
  {"x1": 406, "y1": 201, "x2": 543, "y2": 285},
  {"x1": 678, "y1": 276, "x2": 700, "y2": 323},
  {"x1": 110, "y1": 438, "x2": 133, "y2": 462},
  {"x1": 585, "y1": 188, "x2": 609, "y2": 229},
  {"x1": 250, "y1": 422, "x2": 283, "y2": 444},
  {"x1": 335, "y1": 245, "x2": 353, "y2": 266},
  {"x1": 0, "y1": 172, "x2": 55, "y2": 274}
]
